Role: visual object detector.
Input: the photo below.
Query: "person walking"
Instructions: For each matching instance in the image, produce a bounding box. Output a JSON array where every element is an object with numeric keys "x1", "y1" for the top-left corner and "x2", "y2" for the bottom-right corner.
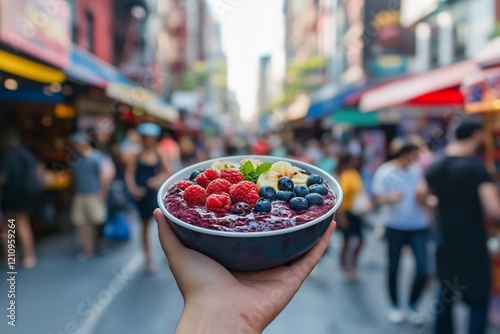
[
  {"x1": 337, "y1": 153, "x2": 365, "y2": 280},
  {"x1": 0, "y1": 129, "x2": 41, "y2": 269},
  {"x1": 423, "y1": 118, "x2": 500, "y2": 334},
  {"x1": 70, "y1": 133, "x2": 108, "y2": 262},
  {"x1": 372, "y1": 137, "x2": 430, "y2": 325},
  {"x1": 125, "y1": 123, "x2": 172, "y2": 273}
]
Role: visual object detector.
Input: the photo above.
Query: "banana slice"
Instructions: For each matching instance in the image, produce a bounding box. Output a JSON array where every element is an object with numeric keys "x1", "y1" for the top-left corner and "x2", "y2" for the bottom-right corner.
[
  {"x1": 210, "y1": 160, "x2": 240, "y2": 171},
  {"x1": 256, "y1": 161, "x2": 309, "y2": 190}
]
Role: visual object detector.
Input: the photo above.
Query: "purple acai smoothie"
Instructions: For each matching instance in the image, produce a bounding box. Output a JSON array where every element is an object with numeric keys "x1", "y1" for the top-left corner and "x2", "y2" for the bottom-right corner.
[{"x1": 163, "y1": 185, "x2": 337, "y2": 232}]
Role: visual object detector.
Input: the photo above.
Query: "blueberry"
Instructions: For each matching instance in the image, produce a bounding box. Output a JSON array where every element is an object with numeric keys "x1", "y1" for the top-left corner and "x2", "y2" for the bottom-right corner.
[
  {"x1": 305, "y1": 193, "x2": 324, "y2": 206},
  {"x1": 259, "y1": 185, "x2": 276, "y2": 200},
  {"x1": 276, "y1": 191, "x2": 294, "y2": 202},
  {"x1": 309, "y1": 184, "x2": 328, "y2": 195},
  {"x1": 290, "y1": 197, "x2": 309, "y2": 211},
  {"x1": 249, "y1": 221, "x2": 259, "y2": 229},
  {"x1": 306, "y1": 175, "x2": 324, "y2": 187},
  {"x1": 293, "y1": 184, "x2": 310, "y2": 198},
  {"x1": 294, "y1": 166, "x2": 312, "y2": 175},
  {"x1": 230, "y1": 202, "x2": 252, "y2": 214},
  {"x1": 189, "y1": 170, "x2": 202, "y2": 181},
  {"x1": 254, "y1": 199, "x2": 272, "y2": 213},
  {"x1": 277, "y1": 177, "x2": 294, "y2": 191}
]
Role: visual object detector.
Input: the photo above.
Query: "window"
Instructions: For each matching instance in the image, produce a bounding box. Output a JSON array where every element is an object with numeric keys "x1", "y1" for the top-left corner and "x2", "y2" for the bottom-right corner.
[{"x1": 86, "y1": 11, "x2": 95, "y2": 53}]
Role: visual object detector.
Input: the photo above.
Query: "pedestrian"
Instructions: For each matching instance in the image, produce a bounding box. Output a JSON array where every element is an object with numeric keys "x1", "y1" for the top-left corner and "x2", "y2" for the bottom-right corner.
[
  {"x1": 317, "y1": 144, "x2": 338, "y2": 176},
  {"x1": 337, "y1": 153, "x2": 365, "y2": 281},
  {"x1": 69, "y1": 133, "x2": 107, "y2": 262},
  {"x1": 153, "y1": 208, "x2": 336, "y2": 333},
  {"x1": 372, "y1": 136, "x2": 430, "y2": 325},
  {"x1": 159, "y1": 130, "x2": 182, "y2": 172},
  {"x1": 0, "y1": 129, "x2": 41, "y2": 269},
  {"x1": 125, "y1": 123, "x2": 172, "y2": 273},
  {"x1": 422, "y1": 118, "x2": 500, "y2": 334}
]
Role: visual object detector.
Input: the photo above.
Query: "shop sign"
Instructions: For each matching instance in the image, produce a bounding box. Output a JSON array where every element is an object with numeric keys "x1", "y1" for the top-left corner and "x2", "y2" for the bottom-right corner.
[
  {"x1": 0, "y1": 0, "x2": 70, "y2": 68},
  {"x1": 464, "y1": 67, "x2": 500, "y2": 113}
]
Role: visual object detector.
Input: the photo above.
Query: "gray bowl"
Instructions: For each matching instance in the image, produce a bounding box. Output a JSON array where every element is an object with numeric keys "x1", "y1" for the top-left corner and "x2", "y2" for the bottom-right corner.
[{"x1": 157, "y1": 155, "x2": 343, "y2": 271}]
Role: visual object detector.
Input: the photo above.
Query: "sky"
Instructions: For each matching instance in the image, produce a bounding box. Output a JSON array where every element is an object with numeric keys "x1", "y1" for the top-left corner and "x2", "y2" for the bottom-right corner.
[{"x1": 210, "y1": 0, "x2": 285, "y2": 124}]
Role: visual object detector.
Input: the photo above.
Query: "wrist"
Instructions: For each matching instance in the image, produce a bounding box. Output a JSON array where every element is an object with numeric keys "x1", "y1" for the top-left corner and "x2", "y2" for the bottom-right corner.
[{"x1": 176, "y1": 298, "x2": 261, "y2": 334}]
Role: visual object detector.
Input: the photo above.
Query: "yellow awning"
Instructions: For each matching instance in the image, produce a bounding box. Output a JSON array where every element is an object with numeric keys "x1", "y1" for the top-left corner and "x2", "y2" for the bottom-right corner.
[
  {"x1": 106, "y1": 83, "x2": 179, "y2": 122},
  {"x1": 0, "y1": 50, "x2": 65, "y2": 84}
]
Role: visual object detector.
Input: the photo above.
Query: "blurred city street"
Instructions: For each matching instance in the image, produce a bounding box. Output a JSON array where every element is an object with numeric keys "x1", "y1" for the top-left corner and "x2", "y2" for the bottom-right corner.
[
  {"x1": 3, "y1": 218, "x2": 500, "y2": 334},
  {"x1": 2, "y1": 0, "x2": 500, "y2": 333}
]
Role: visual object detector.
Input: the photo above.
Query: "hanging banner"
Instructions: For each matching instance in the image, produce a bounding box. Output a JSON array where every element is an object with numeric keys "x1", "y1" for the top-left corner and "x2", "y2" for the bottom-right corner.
[{"x1": 0, "y1": 0, "x2": 70, "y2": 68}]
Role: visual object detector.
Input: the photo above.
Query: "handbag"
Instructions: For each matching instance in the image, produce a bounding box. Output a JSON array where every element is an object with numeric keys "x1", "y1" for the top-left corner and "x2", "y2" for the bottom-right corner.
[
  {"x1": 103, "y1": 214, "x2": 131, "y2": 240},
  {"x1": 351, "y1": 190, "x2": 373, "y2": 215}
]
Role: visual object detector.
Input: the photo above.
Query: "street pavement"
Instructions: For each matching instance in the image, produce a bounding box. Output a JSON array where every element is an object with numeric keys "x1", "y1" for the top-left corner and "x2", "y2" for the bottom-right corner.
[{"x1": 2, "y1": 219, "x2": 500, "y2": 334}]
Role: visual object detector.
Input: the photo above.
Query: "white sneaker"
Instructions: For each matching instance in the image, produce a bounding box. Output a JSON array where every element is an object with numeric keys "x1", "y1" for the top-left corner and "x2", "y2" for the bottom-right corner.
[
  {"x1": 387, "y1": 307, "x2": 405, "y2": 324},
  {"x1": 407, "y1": 309, "x2": 425, "y2": 327}
]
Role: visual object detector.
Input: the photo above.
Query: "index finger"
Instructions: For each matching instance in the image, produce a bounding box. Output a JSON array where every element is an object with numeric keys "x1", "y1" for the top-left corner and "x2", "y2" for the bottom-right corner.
[
  {"x1": 153, "y1": 208, "x2": 186, "y2": 258},
  {"x1": 288, "y1": 221, "x2": 336, "y2": 281}
]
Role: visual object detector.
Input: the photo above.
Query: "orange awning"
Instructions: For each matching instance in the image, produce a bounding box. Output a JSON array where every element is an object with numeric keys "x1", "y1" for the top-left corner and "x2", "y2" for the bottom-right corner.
[{"x1": 360, "y1": 60, "x2": 478, "y2": 111}]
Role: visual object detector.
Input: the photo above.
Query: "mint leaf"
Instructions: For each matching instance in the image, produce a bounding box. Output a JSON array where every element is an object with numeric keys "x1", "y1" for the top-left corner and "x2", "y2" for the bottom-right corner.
[
  {"x1": 255, "y1": 162, "x2": 273, "y2": 175},
  {"x1": 240, "y1": 161, "x2": 255, "y2": 176},
  {"x1": 224, "y1": 164, "x2": 229, "y2": 169}
]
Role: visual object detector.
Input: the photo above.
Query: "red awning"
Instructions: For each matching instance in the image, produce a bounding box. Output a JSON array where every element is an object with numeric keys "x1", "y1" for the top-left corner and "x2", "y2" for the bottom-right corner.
[
  {"x1": 408, "y1": 87, "x2": 464, "y2": 105},
  {"x1": 360, "y1": 60, "x2": 478, "y2": 111}
]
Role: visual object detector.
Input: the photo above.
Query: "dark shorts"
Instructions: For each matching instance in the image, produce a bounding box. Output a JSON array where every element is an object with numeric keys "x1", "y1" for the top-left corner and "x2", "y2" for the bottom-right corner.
[
  {"x1": 134, "y1": 190, "x2": 158, "y2": 221},
  {"x1": 340, "y1": 211, "x2": 363, "y2": 239}
]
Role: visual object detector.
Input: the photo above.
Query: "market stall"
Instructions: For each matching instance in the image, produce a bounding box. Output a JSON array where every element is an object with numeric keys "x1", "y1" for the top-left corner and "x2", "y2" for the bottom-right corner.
[{"x1": 462, "y1": 66, "x2": 500, "y2": 179}]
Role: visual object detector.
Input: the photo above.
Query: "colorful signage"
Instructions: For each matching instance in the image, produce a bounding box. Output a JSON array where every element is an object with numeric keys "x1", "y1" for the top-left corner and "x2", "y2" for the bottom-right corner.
[
  {"x1": 463, "y1": 67, "x2": 500, "y2": 113},
  {"x1": 0, "y1": 0, "x2": 70, "y2": 68}
]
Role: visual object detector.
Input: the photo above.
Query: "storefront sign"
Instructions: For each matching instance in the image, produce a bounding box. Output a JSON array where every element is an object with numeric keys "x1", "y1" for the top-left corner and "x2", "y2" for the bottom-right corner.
[
  {"x1": 463, "y1": 67, "x2": 500, "y2": 113},
  {"x1": 0, "y1": 0, "x2": 70, "y2": 68}
]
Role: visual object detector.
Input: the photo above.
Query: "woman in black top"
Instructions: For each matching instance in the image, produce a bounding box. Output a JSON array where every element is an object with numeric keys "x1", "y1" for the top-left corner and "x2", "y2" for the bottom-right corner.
[{"x1": 125, "y1": 123, "x2": 171, "y2": 273}]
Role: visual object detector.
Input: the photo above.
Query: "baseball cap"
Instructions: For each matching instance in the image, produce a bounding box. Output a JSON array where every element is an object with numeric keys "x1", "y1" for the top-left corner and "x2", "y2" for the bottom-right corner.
[
  {"x1": 69, "y1": 132, "x2": 89, "y2": 145},
  {"x1": 137, "y1": 123, "x2": 161, "y2": 137}
]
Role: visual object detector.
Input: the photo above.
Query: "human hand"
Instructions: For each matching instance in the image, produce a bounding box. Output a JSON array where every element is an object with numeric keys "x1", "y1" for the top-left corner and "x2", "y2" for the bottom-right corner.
[
  {"x1": 389, "y1": 191, "x2": 403, "y2": 203},
  {"x1": 131, "y1": 186, "x2": 146, "y2": 200},
  {"x1": 146, "y1": 176, "x2": 162, "y2": 190},
  {"x1": 153, "y1": 209, "x2": 336, "y2": 334}
]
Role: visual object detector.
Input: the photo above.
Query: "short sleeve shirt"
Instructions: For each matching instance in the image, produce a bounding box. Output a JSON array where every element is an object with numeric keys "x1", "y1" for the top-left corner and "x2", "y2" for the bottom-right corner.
[{"x1": 372, "y1": 162, "x2": 429, "y2": 230}]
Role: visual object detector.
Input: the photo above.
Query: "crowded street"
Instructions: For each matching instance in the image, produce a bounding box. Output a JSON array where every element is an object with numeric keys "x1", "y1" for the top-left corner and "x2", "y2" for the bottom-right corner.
[{"x1": 3, "y1": 0, "x2": 500, "y2": 333}]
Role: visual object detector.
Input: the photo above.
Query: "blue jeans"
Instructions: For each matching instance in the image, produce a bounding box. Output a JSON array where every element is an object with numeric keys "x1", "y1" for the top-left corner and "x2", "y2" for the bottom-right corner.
[
  {"x1": 434, "y1": 286, "x2": 488, "y2": 334},
  {"x1": 385, "y1": 227, "x2": 429, "y2": 307}
]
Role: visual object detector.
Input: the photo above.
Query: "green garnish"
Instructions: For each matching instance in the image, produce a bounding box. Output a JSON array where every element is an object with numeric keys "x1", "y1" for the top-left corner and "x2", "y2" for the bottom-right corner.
[
  {"x1": 240, "y1": 161, "x2": 273, "y2": 183},
  {"x1": 224, "y1": 164, "x2": 229, "y2": 169}
]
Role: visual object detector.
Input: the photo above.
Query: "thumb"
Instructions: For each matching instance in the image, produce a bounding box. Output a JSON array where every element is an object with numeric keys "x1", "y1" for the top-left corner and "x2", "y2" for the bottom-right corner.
[{"x1": 153, "y1": 209, "x2": 185, "y2": 260}]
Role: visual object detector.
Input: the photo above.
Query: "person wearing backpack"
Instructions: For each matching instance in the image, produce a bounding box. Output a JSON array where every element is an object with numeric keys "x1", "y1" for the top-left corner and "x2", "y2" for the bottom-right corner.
[{"x1": 0, "y1": 129, "x2": 41, "y2": 269}]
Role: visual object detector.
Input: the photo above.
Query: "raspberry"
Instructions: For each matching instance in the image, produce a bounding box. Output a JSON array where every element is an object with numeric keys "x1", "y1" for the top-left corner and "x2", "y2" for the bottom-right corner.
[
  {"x1": 220, "y1": 169, "x2": 245, "y2": 184},
  {"x1": 195, "y1": 169, "x2": 219, "y2": 188},
  {"x1": 206, "y1": 179, "x2": 232, "y2": 196},
  {"x1": 205, "y1": 193, "x2": 232, "y2": 212},
  {"x1": 183, "y1": 185, "x2": 207, "y2": 205},
  {"x1": 176, "y1": 180, "x2": 194, "y2": 191},
  {"x1": 229, "y1": 181, "x2": 259, "y2": 206}
]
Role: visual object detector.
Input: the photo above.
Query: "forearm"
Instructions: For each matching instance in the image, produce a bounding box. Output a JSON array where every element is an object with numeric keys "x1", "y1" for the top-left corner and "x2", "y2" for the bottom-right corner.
[
  {"x1": 375, "y1": 195, "x2": 394, "y2": 205},
  {"x1": 176, "y1": 300, "x2": 261, "y2": 334}
]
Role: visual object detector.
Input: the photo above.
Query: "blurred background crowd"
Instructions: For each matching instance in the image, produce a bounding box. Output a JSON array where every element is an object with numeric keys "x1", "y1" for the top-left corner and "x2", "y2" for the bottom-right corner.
[{"x1": 1, "y1": 0, "x2": 500, "y2": 333}]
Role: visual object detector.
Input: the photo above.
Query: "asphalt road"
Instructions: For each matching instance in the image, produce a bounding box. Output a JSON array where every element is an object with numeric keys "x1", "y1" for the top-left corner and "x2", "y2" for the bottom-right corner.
[{"x1": 2, "y1": 219, "x2": 500, "y2": 334}]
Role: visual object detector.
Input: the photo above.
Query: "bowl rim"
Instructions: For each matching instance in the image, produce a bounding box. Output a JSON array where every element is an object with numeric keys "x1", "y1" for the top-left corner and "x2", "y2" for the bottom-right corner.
[{"x1": 157, "y1": 155, "x2": 343, "y2": 238}]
